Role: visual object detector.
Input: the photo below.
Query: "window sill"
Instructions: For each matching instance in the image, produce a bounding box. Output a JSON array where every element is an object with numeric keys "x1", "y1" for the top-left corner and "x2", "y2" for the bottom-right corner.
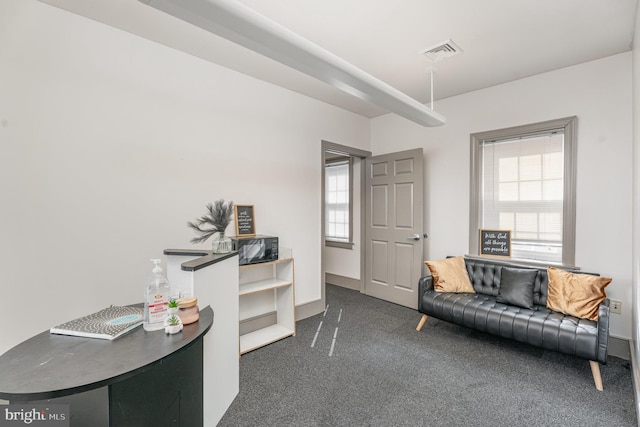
[
  {"x1": 325, "y1": 240, "x2": 354, "y2": 249},
  {"x1": 465, "y1": 254, "x2": 580, "y2": 271}
]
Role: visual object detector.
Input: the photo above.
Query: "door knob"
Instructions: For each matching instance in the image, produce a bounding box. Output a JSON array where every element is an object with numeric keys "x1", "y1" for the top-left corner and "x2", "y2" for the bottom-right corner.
[{"x1": 408, "y1": 234, "x2": 421, "y2": 241}]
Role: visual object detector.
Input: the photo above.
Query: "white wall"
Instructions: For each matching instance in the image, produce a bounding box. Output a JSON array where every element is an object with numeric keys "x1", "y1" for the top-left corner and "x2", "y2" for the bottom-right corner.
[
  {"x1": 0, "y1": 0, "x2": 370, "y2": 356},
  {"x1": 631, "y1": 0, "x2": 640, "y2": 405},
  {"x1": 371, "y1": 53, "x2": 634, "y2": 339}
]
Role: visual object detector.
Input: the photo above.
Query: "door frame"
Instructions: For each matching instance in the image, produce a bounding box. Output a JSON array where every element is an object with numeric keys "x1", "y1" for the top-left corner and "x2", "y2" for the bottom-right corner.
[{"x1": 321, "y1": 140, "x2": 371, "y2": 308}]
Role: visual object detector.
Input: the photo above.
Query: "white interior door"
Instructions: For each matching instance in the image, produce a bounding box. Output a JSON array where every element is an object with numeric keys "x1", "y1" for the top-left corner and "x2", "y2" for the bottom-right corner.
[{"x1": 365, "y1": 148, "x2": 424, "y2": 308}]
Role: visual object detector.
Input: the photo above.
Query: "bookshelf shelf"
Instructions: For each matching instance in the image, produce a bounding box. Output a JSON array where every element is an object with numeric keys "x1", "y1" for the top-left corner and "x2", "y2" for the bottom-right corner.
[{"x1": 239, "y1": 257, "x2": 295, "y2": 354}]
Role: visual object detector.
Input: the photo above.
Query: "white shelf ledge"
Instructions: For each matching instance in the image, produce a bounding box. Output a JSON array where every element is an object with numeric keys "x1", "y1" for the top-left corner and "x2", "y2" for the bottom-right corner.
[
  {"x1": 240, "y1": 324, "x2": 295, "y2": 354},
  {"x1": 239, "y1": 278, "x2": 292, "y2": 296}
]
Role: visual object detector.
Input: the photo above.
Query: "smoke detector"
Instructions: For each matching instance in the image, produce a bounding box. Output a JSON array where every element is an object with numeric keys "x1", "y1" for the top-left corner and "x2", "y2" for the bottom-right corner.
[{"x1": 419, "y1": 39, "x2": 463, "y2": 63}]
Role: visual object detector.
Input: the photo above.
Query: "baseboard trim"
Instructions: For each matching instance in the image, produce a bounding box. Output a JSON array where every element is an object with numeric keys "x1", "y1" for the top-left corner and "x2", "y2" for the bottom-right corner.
[
  {"x1": 325, "y1": 273, "x2": 361, "y2": 291},
  {"x1": 239, "y1": 312, "x2": 277, "y2": 335},
  {"x1": 240, "y1": 299, "x2": 325, "y2": 335},
  {"x1": 296, "y1": 299, "x2": 324, "y2": 321},
  {"x1": 609, "y1": 335, "x2": 631, "y2": 361},
  {"x1": 630, "y1": 339, "x2": 640, "y2": 427}
]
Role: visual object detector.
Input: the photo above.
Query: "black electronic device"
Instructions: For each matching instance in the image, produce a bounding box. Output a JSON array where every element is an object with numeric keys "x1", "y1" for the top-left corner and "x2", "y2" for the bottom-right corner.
[{"x1": 230, "y1": 235, "x2": 279, "y2": 265}]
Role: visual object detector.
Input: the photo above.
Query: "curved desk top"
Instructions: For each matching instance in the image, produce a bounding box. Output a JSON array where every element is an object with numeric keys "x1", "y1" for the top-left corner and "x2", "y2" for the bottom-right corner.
[{"x1": 0, "y1": 306, "x2": 213, "y2": 402}]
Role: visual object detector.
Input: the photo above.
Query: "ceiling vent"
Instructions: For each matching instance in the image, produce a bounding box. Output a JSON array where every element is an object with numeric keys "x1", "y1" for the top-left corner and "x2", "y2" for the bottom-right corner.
[{"x1": 420, "y1": 39, "x2": 463, "y2": 63}]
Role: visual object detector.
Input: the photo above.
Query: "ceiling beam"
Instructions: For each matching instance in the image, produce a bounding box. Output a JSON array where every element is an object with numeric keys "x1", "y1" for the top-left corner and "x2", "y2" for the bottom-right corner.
[{"x1": 138, "y1": 0, "x2": 446, "y2": 127}]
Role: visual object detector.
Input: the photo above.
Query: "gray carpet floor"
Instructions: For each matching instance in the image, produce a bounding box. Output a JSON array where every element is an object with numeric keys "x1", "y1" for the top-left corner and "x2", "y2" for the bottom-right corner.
[{"x1": 219, "y1": 284, "x2": 637, "y2": 426}]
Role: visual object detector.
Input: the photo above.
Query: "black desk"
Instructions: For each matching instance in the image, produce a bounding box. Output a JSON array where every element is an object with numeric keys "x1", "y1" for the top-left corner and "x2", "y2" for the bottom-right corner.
[{"x1": 0, "y1": 306, "x2": 213, "y2": 426}]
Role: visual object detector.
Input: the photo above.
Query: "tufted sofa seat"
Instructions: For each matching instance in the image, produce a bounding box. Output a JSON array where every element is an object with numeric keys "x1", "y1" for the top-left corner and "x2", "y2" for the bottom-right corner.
[{"x1": 416, "y1": 256, "x2": 610, "y2": 390}]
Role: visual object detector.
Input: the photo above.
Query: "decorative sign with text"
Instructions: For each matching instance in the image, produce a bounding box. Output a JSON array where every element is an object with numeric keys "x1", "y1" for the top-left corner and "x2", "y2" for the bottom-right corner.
[
  {"x1": 479, "y1": 229, "x2": 511, "y2": 257},
  {"x1": 234, "y1": 204, "x2": 256, "y2": 236}
]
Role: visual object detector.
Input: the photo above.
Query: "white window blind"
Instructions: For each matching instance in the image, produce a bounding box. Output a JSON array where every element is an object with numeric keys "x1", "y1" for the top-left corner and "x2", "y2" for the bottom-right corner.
[
  {"x1": 325, "y1": 161, "x2": 350, "y2": 241},
  {"x1": 480, "y1": 131, "x2": 564, "y2": 262}
]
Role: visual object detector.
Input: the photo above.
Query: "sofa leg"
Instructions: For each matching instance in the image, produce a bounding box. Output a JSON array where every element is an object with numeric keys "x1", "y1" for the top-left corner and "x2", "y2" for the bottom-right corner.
[
  {"x1": 416, "y1": 314, "x2": 428, "y2": 331},
  {"x1": 590, "y1": 361, "x2": 603, "y2": 391}
]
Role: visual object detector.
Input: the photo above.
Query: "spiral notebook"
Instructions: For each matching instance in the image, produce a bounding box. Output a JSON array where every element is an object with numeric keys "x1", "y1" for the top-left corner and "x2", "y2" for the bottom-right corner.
[{"x1": 50, "y1": 306, "x2": 144, "y2": 340}]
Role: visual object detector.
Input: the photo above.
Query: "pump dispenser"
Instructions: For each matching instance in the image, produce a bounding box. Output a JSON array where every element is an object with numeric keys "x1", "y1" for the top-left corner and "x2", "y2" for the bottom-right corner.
[{"x1": 144, "y1": 259, "x2": 171, "y2": 331}]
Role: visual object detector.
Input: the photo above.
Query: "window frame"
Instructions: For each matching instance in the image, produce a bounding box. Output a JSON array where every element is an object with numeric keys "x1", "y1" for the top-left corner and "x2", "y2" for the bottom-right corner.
[
  {"x1": 469, "y1": 116, "x2": 577, "y2": 267},
  {"x1": 325, "y1": 155, "x2": 354, "y2": 249}
]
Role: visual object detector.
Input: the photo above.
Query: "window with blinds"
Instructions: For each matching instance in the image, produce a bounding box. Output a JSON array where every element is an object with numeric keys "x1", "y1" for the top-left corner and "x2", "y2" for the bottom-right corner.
[
  {"x1": 325, "y1": 160, "x2": 350, "y2": 241},
  {"x1": 481, "y1": 132, "x2": 564, "y2": 262},
  {"x1": 469, "y1": 117, "x2": 577, "y2": 266}
]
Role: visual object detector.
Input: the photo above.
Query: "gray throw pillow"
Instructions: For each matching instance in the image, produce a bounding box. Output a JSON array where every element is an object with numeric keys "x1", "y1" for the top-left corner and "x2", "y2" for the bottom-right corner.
[{"x1": 496, "y1": 267, "x2": 538, "y2": 309}]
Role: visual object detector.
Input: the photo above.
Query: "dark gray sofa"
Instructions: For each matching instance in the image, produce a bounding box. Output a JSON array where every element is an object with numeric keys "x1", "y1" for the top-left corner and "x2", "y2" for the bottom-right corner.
[{"x1": 416, "y1": 256, "x2": 610, "y2": 391}]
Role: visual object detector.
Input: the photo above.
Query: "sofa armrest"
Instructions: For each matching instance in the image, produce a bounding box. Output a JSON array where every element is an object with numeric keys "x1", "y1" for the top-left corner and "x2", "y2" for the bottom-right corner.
[
  {"x1": 418, "y1": 275, "x2": 434, "y2": 313},
  {"x1": 597, "y1": 298, "x2": 610, "y2": 364}
]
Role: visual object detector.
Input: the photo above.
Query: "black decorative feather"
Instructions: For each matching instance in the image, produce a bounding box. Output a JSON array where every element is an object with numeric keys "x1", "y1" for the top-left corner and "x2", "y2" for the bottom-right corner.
[{"x1": 187, "y1": 199, "x2": 234, "y2": 244}]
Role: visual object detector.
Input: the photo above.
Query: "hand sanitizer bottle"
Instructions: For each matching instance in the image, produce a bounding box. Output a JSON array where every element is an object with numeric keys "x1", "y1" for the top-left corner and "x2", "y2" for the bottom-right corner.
[{"x1": 144, "y1": 259, "x2": 170, "y2": 331}]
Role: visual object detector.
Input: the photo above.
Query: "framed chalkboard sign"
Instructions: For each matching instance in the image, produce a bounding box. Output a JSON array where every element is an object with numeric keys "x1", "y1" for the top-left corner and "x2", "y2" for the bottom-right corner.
[
  {"x1": 479, "y1": 229, "x2": 511, "y2": 257},
  {"x1": 234, "y1": 204, "x2": 256, "y2": 236}
]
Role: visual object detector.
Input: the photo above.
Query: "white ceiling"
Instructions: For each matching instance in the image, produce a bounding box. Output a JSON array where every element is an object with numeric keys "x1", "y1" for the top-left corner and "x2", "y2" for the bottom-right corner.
[{"x1": 40, "y1": 0, "x2": 638, "y2": 119}]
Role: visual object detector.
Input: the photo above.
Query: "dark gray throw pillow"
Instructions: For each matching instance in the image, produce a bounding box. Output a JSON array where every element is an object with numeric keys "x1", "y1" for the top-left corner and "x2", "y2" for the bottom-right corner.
[{"x1": 496, "y1": 267, "x2": 538, "y2": 309}]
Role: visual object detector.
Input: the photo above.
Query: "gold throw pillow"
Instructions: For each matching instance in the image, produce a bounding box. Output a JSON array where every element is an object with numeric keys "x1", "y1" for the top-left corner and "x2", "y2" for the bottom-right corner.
[
  {"x1": 425, "y1": 257, "x2": 475, "y2": 293},
  {"x1": 546, "y1": 266, "x2": 611, "y2": 321}
]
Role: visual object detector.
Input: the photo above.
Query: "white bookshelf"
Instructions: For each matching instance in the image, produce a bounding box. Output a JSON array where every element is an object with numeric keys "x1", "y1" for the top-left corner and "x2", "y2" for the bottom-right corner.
[{"x1": 239, "y1": 256, "x2": 295, "y2": 354}]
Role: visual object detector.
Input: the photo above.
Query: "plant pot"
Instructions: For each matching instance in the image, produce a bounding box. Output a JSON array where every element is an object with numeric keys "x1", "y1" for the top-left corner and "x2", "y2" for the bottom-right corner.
[{"x1": 164, "y1": 324, "x2": 183, "y2": 334}]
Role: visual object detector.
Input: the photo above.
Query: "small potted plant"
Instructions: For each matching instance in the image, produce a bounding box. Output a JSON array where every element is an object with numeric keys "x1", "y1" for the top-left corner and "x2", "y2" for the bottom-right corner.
[
  {"x1": 164, "y1": 314, "x2": 183, "y2": 335},
  {"x1": 168, "y1": 299, "x2": 179, "y2": 315},
  {"x1": 187, "y1": 199, "x2": 234, "y2": 253}
]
